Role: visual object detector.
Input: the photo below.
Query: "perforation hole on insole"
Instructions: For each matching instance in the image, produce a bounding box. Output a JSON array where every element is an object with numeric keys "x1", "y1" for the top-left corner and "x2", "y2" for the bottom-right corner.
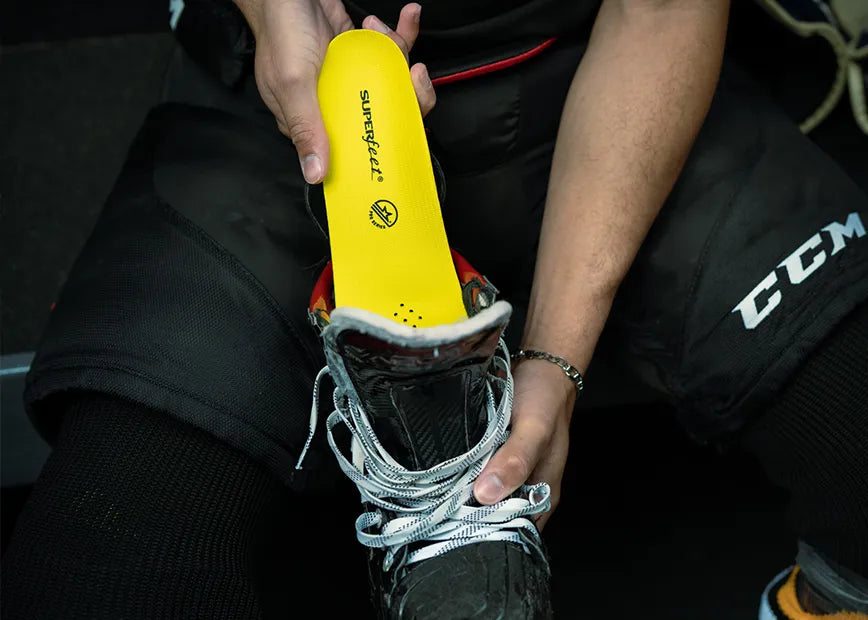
[{"x1": 394, "y1": 305, "x2": 423, "y2": 328}]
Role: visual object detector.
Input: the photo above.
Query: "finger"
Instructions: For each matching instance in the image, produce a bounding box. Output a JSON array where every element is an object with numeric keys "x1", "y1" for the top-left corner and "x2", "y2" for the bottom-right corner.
[
  {"x1": 362, "y1": 14, "x2": 412, "y2": 62},
  {"x1": 320, "y1": 0, "x2": 354, "y2": 34},
  {"x1": 410, "y1": 63, "x2": 436, "y2": 116},
  {"x1": 273, "y1": 70, "x2": 330, "y2": 184},
  {"x1": 395, "y1": 3, "x2": 421, "y2": 52},
  {"x1": 474, "y1": 413, "x2": 551, "y2": 505},
  {"x1": 530, "y1": 425, "x2": 569, "y2": 530}
]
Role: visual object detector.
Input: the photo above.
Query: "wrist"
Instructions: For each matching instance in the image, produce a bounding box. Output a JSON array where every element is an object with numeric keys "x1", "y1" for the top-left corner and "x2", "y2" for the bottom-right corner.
[
  {"x1": 511, "y1": 354, "x2": 578, "y2": 410},
  {"x1": 521, "y1": 288, "x2": 615, "y2": 372},
  {"x1": 512, "y1": 348, "x2": 584, "y2": 391}
]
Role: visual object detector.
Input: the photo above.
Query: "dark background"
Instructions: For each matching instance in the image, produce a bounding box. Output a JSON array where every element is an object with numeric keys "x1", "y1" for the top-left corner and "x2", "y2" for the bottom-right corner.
[{"x1": 2, "y1": 1, "x2": 866, "y2": 618}]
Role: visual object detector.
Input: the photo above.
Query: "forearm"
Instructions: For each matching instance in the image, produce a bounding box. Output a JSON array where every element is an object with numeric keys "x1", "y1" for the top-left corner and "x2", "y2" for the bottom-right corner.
[{"x1": 522, "y1": 0, "x2": 729, "y2": 370}]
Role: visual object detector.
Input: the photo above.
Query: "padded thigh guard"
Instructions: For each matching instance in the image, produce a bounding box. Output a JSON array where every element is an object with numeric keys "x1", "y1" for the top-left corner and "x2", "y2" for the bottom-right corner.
[
  {"x1": 607, "y1": 64, "x2": 868, "y2": 439},
  {"x1": 24, "y1": 104, "x2": 333, "y2": 489}
]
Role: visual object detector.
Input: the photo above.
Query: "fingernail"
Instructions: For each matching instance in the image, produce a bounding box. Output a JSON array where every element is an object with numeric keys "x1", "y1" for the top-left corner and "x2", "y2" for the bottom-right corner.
[
  {"x1": 475, "y1": 474, "x2": 504, "y2": 504},
  {"x1": 414, "y1": 5, "x2": 422, "y2": 24},
  {"x1": 368, "y1": 16, "x2": 390, "y2": 34},
  {"x1": 300, "y1": 154, "x2": 323, "y2": 184},
  {"x1": 422, "y1": 67, "x2": 432, "y2": 89}
]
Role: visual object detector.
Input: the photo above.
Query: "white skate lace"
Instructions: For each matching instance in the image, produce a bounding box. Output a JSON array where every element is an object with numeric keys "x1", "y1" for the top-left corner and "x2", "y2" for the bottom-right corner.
[{"x1": 295, "y1": 339, "x2": 551, "y2": 571}]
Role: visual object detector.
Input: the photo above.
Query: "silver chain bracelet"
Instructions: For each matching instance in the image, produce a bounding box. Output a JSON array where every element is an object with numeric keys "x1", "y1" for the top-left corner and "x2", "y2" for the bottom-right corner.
[{"x1": 510, "y1": 349, "x2": 584, "y2": 393}]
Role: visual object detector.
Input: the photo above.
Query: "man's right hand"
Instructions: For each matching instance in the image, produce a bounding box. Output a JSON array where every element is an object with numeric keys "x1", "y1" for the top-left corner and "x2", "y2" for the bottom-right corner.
[{"x1": 234, "y1": 0, "x2": 433, "y2": 185}]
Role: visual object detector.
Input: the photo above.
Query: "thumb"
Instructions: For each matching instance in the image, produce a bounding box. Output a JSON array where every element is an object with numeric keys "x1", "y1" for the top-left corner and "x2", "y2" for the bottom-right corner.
[
  {"x1": 474, "y1": 415, "x2": 550, "y2": 505},
  {"x1": 277, "y1": 81, "x2": 330, "y2": 184}
]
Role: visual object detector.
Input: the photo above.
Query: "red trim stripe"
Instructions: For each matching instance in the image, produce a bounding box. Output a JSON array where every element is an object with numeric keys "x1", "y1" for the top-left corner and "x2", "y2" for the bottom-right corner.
[{"x1": 431, "y1": 37, "x2": 558, "y2": 87}]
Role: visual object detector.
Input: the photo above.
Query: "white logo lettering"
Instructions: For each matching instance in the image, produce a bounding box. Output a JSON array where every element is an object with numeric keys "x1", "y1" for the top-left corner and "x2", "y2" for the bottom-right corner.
[
  {"x1": 732, "y1": 271, "x2": 782, "y2": 330},
  {"x1": 822, "y1": 212, "x2": 866, "y2": 255},
  {"x1": 732, "y1": 212, "x2": 864, "y2": 330},
  {"x1": 778, "y1": 232, "x2": 826, "y2": 285}
]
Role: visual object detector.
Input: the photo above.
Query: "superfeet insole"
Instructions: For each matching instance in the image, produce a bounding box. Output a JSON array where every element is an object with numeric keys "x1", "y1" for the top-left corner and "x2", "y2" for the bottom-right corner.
[{"x1": 318, "y1": 30, "x2": 467, "y2": 327}]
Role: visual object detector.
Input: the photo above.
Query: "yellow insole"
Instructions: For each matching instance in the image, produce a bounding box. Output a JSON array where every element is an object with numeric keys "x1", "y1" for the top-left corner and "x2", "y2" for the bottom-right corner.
[{"x1": 318, "y1": 30, "x2": 467, "y2": 328}]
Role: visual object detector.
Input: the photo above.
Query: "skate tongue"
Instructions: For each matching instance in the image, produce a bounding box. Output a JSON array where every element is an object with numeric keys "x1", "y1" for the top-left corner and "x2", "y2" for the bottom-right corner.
[{"x1": 324, "y1": 302, "x2": 511, "y2": 471}]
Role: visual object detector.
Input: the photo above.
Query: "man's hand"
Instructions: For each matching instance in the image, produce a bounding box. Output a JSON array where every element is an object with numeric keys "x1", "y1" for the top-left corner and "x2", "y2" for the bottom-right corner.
[
  {"x1": 234, "y1": 0, "x2": 435, "y2": 184},
  {"x1": 474, "y1": 359, "x2": 577, "y2": 530}
]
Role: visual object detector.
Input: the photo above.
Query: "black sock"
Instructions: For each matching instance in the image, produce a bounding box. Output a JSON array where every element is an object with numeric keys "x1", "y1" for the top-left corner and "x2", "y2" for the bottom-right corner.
[
  {"x1": 1, "y1": 394, "x2": 295, "y2": 619},
  {"x1": 742, "y1": 302, "x2": 868, "y2": 580}
]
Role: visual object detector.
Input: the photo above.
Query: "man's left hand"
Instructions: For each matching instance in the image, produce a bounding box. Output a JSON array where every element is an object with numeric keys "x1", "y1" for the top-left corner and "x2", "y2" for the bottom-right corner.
[{"x1": 473, "y1": 358, "x2": 577, "y2": 530}]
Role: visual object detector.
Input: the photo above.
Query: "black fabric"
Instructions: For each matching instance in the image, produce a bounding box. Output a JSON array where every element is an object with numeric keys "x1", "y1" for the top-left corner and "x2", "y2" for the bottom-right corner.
[
  {"x1": 345, "y1": 0, "x2": 600, "y2": 78},
  {"x1": 8, "y1": 19, "x2": 868, "y2": 620},
  {"x1": 743, "y1": 302, "x2": 868, "y2": 578},
  {"x1": 23, "y1": 104, "x2": 333, "y2": 491},
  {"x1": 171, "y1": 0, "x2": 599, "y2": 90},
  {"x1": 1, "y1": 393, "x2": 295, "y2": 619},
  {"x1": 174, "y1": 0, "x2": 254, "y2": 89},
  {"x1": 604, "y1": 62, "x2": 868, "y2": 439},
  {"x1": 353, "y1": 0, "x2": 554, "y2": 31}
]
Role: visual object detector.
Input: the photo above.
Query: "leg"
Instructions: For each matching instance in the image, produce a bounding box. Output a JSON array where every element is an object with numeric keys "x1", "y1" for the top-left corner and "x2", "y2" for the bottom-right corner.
[
  {"x1": 2, "y1": 395, "x2": 297, "y2": 618},
  {"x1": 5, "y1": 37, "x2": 582, "y2": 617},
  {"x1": 4, "y1": 60, "x2": 341, "y2": 616},
  {"x1": 602, "y1": 61, "x2": 868, "y2": 613},
  {"x1": 404, "y1": 38, "x2": 868, "y2": 615},
  {"x1": 605, "y1": 61, "x2": 868, "y2": 432},
  {"x1": 23, "y1": 101, "x2": 333, "y2": 486},
  {"x1": 744, "y1": 301, "x2": 868, "y2": 615}
]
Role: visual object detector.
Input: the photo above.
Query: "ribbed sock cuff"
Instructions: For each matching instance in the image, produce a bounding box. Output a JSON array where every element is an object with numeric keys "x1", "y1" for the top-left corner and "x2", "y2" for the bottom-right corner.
[
  {"x1": 2, "y1": 393, "x2": 293, "y2": 619},
  {"x1": 743, "y1": 302, "x2": 868, "y2": 577}
]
